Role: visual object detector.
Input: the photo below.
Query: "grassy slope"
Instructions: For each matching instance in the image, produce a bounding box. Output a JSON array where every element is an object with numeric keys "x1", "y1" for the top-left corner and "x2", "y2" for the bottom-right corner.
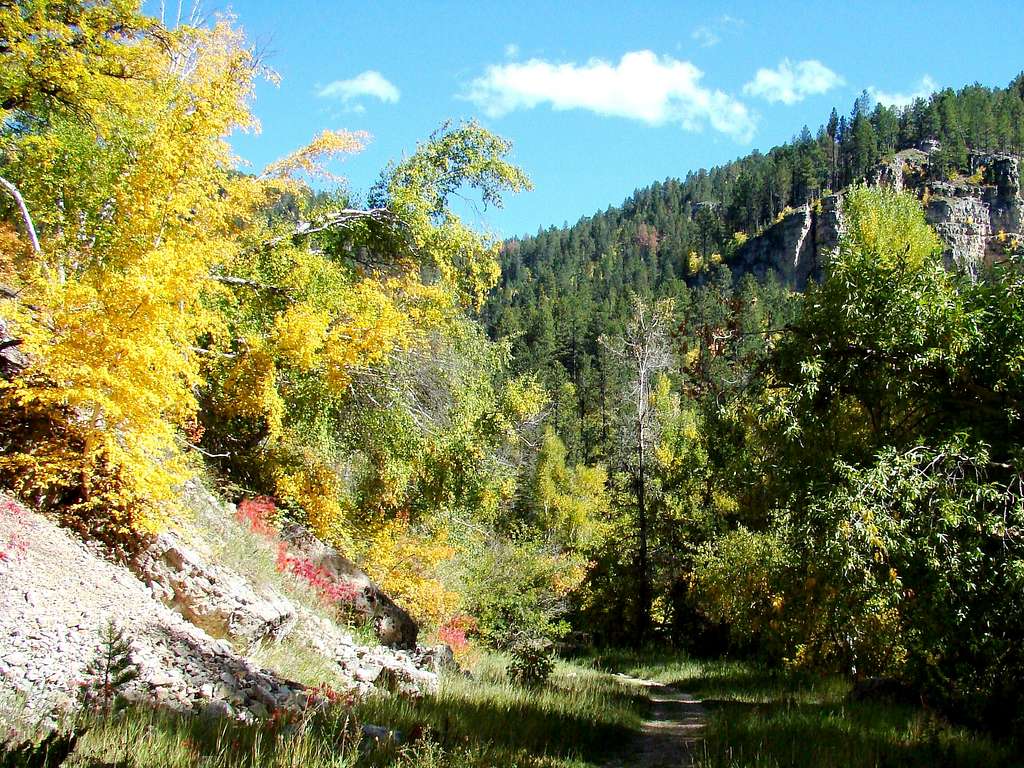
[{"x1": 61, "y1": 655, "x2": 647, "y2": 768}]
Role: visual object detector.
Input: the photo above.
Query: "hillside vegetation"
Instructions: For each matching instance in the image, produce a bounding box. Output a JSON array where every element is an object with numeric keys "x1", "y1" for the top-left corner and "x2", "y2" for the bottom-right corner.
[
  {"x1": 0, "y1": 0, "x2": 598, "y2": 656},
  {"x1": 1, "y1": 2, "x2": 1024, "y2": 766}
]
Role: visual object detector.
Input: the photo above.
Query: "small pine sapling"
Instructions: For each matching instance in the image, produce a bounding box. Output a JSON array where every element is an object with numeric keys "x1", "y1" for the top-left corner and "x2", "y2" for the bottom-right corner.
[{"x1": 80, "y1": 621, "x2": 140, "y2": 714}]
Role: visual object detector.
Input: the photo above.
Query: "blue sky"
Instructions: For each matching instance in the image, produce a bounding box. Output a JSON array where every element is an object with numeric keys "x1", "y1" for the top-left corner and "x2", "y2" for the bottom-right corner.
[{"x1": 176, "y1": 1, "x2": 1023, "y2": 238}]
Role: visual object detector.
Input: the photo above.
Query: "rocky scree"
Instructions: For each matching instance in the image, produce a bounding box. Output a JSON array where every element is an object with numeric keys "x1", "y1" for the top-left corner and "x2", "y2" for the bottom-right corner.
[{"x1": 0, "y1": 491, "x2": 447, "y2": 729}]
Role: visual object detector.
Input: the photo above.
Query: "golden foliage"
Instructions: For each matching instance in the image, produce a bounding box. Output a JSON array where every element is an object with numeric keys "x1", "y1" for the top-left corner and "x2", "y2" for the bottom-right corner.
[
  {"x1": 1, "y1": 8, "x2": 535, "y2": 629},
  {"x1": 363, "y1": 519, "x2": 460, "y2": 626},
  {"x1": 261, "y1": 129, "x2": 370, "y2": 183},
  {"x1": 1, "y1": 15, "x2": 261, "y2": 534}
]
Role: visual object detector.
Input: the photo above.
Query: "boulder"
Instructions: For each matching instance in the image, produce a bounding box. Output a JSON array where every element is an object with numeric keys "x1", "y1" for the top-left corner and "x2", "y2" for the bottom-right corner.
[
  {"x1": 133, "y1": 531, "x2": 297, "y2": 646},
  {"x1": 280, "y1": 524, "x2": 418, "y2": 649},
  {"x1": 413, "y1": 644, "x2": 459, "y2": 675},
  {"x1": 293, "y1": 608, "x2": 437, "y2": 697}
]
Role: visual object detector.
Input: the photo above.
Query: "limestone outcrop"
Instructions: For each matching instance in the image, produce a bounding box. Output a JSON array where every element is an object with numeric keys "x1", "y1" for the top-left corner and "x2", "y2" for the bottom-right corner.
[
  {"x1": 133, "y1": 530, "x2": 298, "y2": 647},
  {"x1": 0, "y1": 316, "x2": 25, "y2": 380},
  {"x1": 0, "y1": 495, "x2": 306, "y2": 724},
  {"x1": 924, "y1": 152, "x2": 1022, "y2": 275},
  {"x1": 732, "y1": 195, "x2": 841, "y2": 290},
  {"x1": 733, "y1": 145, "x2": 1022, "y2": 286}
]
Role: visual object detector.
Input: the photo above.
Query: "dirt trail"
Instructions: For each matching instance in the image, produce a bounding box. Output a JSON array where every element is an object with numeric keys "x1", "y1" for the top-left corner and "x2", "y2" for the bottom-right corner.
[{"x1": 604, "y1": 674, "x2": 707, "y2": 768}]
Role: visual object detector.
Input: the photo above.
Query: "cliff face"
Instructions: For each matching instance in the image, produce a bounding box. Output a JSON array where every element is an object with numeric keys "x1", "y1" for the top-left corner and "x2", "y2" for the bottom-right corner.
[
  {"x1": 925, "y1": 154, "x2": 1023, "y2": 274},
  {"x1": 733, "y1": 147, "x2": 1023, "y2": 286},
  {"x1": 730, "y1": 195, "x2": 841, "y2": 290}
]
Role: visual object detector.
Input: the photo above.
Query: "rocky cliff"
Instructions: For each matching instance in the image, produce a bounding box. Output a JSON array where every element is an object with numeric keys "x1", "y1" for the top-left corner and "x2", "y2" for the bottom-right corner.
[{"x1": 733, "y1": 146, "x2": 1023, "y2": 285}]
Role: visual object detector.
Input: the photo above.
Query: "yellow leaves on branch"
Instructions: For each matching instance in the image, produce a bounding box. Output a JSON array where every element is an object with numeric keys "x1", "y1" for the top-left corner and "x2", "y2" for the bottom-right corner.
[
  {"x1": 0, "y1": 12, "x2": 263, "y2": 535},
  {"x1": 275, "y1": 453, "x2": 353, "y2": 554},
  {"x1": 0, "y1": 0, "x2": 159, "y2": 119},
  {"x1": 261, "y1": 130, "x2": 370, "y2": 183},
  {"x1": 274, "y1": 306, "x2": 330, "y2": 372},
  {"x1": 221, "y1": 342, "x2": 284, "y2": 438},
  {"x1": 2, "y1": 4, "x2": 533, "y2": 553},
  {"x1": 252, "y1": 275, "x2": 433, "y2": 392},
  {"x1": 322, "y1": 279, "x2": 420, "y2": 390}
]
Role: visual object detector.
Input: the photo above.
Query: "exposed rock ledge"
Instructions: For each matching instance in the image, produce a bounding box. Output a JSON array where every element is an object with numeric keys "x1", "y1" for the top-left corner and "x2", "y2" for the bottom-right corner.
[{"x1": 0, "y1": 493, "x2": 444, "y2": 727}]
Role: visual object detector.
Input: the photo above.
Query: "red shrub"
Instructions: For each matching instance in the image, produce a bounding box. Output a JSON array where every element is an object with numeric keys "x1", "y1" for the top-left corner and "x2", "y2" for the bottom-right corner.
[
  {"x1": 275, "y1": 542, "x2": 360, "y2": 607},
  {"x1": 305, "y1": 681, "x2": 354, "y2": 708},
  {"x1": 235, "y1": 496, "x2": 359, "y2": 609},
  {"x1": 438, "y1": 614, "x2": 476, "y2": 652},
  {"x1": 0, "y1": 497, "x2": 32, "y2": 562},
  {"x1": 235, "y1": 496, "x2": 278, "y2": 538}
]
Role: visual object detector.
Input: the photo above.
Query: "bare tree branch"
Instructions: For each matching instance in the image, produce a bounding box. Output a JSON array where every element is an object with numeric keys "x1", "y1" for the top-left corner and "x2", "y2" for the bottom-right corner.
[
  {"x1": 252, "y1": 208, "x2": 415, "y2": 253},
  {"x1": 184, "y1": 441, "x2": 230, "y2": 459},
  {"x1": 208, "y1": 273, "x2": 289, "y2": 296},
  {"x1": 0, "y1": 176, "x2": 42, "y2": 256},
  {"x1": 188, "y1": 345, "x2": 236, "y2": 359}
]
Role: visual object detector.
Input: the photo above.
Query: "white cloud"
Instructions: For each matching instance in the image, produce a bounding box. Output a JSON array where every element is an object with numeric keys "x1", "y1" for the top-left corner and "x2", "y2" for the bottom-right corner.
[
  {"x1": 463, "y1": 50, "x2": 756, "y2": 142},
  {"x1": 691, "y1": 26, "x2": 720, "y2": 48},
  {"x1": 869, "y1": 75, "x2": 938, "y2": 108},
  {"x1": 504, "y1": 43, "x2": 520, "y2": 59},
  {"x1": 317, "y1": 70, "x2": 400, "y2": 107},
  {"x1": 691, "y1": 14, "x2": 743, "y2": 48},
  {"x1": 743, "y1": 58, "x2": 844, "y2": 105}
]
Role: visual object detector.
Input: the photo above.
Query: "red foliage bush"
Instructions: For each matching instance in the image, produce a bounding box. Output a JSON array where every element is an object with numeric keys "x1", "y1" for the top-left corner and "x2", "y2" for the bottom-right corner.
[
  {"x1": 305, "y1": 681, "x2": 354, "y2": 707},
  {"x1": 0, "y1": 496, "x2": 32, "y2": 562},
  {"x1": 235, "y1": 495, "x2": 359, "y2": 608},
  {"x1": 275, "y1": 542, "x2": 360, "y2": 605},
  {"x1": 438, "y1": 614, "x2": 476, "y2": 652},
  {"x1": 235, "y1": 496, "x2": 278, "y2": 538}
]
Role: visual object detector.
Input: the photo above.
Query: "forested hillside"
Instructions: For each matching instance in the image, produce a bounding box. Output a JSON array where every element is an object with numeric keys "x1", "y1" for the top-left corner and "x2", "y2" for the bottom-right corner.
[
  {"x1": 485, "y1": 77, "x2": 1024, "y2": 458},
  {"x1": 483, "y1": 77, "x2": 1024, "y2": 737},
  {"x1": 2, "y1": 2, "x2": 1024, "y2": 765}
]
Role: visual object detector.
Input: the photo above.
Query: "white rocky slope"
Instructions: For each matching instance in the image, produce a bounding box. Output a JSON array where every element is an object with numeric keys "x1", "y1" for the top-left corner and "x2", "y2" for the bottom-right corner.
[{"x1": 0, "y1": 489, "x2": 444, "y2": 727}]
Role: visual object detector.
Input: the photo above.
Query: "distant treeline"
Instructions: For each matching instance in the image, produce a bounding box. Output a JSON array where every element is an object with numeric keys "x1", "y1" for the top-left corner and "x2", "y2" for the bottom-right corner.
[{"x1": 483, "y1": 74, "x2": 1024, "y2": 465}]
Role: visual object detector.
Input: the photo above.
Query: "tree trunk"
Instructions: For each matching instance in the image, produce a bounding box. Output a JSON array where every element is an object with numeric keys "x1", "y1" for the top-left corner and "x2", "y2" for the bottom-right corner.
[{"x1": 635, "y1": 450, "x2": 651, "y2": 646}]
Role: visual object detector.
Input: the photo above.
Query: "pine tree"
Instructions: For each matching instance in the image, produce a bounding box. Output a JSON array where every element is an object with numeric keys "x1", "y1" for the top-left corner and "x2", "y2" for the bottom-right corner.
[{"x1": 81, "y1": 621, "x2": 140, "y2": 714}]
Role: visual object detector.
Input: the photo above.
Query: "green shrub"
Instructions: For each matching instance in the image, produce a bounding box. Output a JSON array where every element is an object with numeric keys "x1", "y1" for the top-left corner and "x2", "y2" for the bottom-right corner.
[
  {"x1": 457, "y1": 535, "x2": 573, "y2": 649},
  {"x1": 507, "y1": 639, "x2": 555, "y2": 688}
]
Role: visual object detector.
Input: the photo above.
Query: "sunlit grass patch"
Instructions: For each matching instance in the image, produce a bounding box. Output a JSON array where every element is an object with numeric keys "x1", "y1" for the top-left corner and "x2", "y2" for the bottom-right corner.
[
  {"x1": 38, "y1": 654, "x2": 646, "y2": 768},
  {"x1": 355, "y1": 654, "x2": 646, "y2": 765}
]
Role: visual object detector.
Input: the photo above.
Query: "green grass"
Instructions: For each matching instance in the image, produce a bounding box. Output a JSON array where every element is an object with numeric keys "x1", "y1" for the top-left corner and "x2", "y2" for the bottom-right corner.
[
  {"x1": 586, "y1": 648, "x2": 1022, "y2": 768},
  {"x1": 355, "y1": 654, "x2": 646, "y2": 766},
  {"x1": 6, "y1": 649, "x2": 1021, "y2": 768},
  {"x1": 63, "y1": 705, "x2": 361, "y2": 768},
  {"x1": 247, "y1": 635, "x2": 352, "y2": 690},
  {"x1": 38, "y1": 654, "x2": 647, "y2": 768}
]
